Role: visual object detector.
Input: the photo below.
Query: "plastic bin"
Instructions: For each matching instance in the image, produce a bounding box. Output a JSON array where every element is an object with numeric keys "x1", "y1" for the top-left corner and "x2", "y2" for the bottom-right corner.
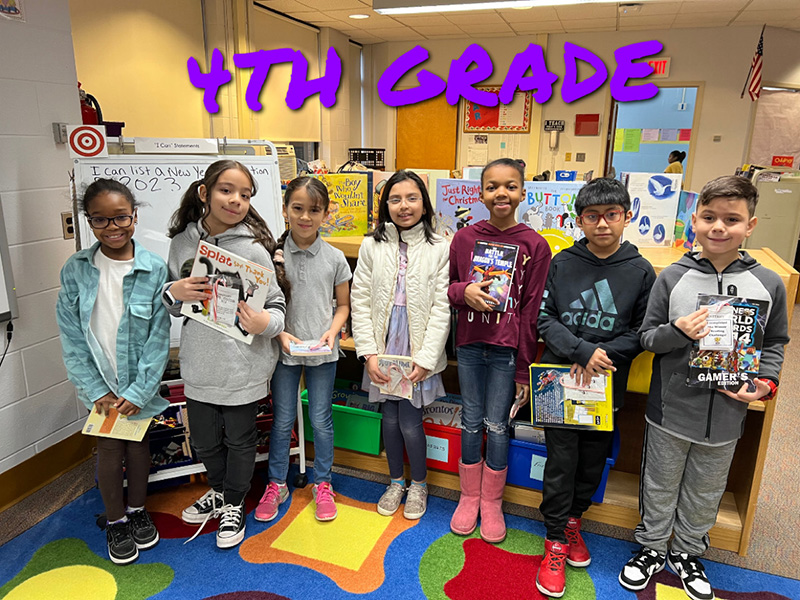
[
  {"x1": 421, "y1": 422, "x2": 462, "y2": 473},
  {"x1": 301, "y1": 388, "x2": 382, "y2": 455},
  {"x1": 506, "y1": 428, "x2": 620, "y2": 503}
]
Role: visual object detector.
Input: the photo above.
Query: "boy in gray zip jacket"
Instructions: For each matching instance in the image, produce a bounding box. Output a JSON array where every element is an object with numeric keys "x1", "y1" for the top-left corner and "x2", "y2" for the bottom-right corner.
[{"x1": 619, "y1": 176, "x2": 790, "y2": 600}]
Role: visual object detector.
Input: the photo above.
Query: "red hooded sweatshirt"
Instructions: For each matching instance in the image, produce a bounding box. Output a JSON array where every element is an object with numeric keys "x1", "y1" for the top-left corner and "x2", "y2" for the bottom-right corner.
[{"x1": 448, "y1": 220, "x2": 551, "y2": 384}]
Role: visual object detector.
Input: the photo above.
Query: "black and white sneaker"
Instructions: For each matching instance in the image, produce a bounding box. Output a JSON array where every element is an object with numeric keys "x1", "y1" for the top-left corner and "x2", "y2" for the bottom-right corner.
[
  {"x1": 619, "y1": 546, "x2": 666, "y2": 591},
  {"x1": 667, "y1": 550, "x2": 715, "y2": 600},
  {"x1": 106, "y1": 520, "x2": 138, "y2": 565},
  {"x1": 182, "y1": 489, "x2": 223, "y2": 524},
  {"x1": 128, "y1": 508, "x2": 159, "y2": 550},
  {"x1": 216, "y1": 502, "x2": 246, "y2": 549}
]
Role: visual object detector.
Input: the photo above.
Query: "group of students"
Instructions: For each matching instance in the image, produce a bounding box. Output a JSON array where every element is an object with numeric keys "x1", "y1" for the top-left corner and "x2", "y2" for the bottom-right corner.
[{"x1": 56, "y1": 157, "x2": 788, "y2": 600}]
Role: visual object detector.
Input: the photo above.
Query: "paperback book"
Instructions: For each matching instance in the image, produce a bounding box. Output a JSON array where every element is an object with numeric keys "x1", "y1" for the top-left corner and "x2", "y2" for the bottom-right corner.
[
  {"x1": 687, "y1": 294, "x2": 770, "y2": 391},
  {"x1": 469, "y1": 240, "x2": 519, "y2": 312},
  {"x1": 289, "y1": 341, "x2": 332, "y2": 356},
  {"x1": 376, "y1": 354, "x2": 414, "y2": 400},
  {"x1": 518, "y1": 181, "x2": 585, "y2": 254},
  {"x1": 314, "y1": 172, "x2": 372, "y2": 236},
  {"x1": 82, "y1": 407, "x2": 151, "y2": 442},
  {"x1": 529, "y1": 364, "x2": 613, "y2": 431},
  {"x1": 180, "y1": 240, "x2": 273, "y2": 345},
  {"x1": 434, "y1": 179, "x2": 487, "y2": 239}
]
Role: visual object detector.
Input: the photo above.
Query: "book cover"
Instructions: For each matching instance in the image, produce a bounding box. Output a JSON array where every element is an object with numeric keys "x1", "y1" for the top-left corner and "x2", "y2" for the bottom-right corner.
[
  {"x1": 687, "y1": 294, "x2": 770, "y2": 391},
  {"x1": 469, "y1": 240, "x2": 519, "y2": 312},
  {"x1": 434, "y1": 179, "x2": 487, "y2": 239},
  {"x1": 519, "y1": 181, "x2": 586, "y2": 254},
  {"x1": 376, "y1": 354, "x2": 414, "y2": 400},
  {"x1": 529, "y1": 363, "x2": 614, "y2": 431},
  {"x1": 82, "y1": 407, "x2": 151, "y2": 442},
  {"x1": 289, "y1": 341, "x2": 332, "y2": 356},
  {"x1": 314, "y1": 173, "x2": 371, "y2": 237},
  {"x1": 180, "y1": 240, "x2": 273, "y2": 345},
  {"x1": 623, "y1": 172, "x2": 683, "y2": 247}
]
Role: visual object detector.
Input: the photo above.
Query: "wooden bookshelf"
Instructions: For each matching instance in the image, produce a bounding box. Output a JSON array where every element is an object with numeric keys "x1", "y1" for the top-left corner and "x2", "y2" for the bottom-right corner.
[{"x1": 327, "y1": 236, "x2": 798, "y2": 556}]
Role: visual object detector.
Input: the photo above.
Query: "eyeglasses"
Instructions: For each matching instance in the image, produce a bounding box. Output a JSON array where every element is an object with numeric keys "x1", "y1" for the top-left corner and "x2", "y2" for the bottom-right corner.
[
  {"x1": 386, "y1": 196, "x2": 422, "y2": 206},
  {"x1": 580, "y1": 210, "x2": 624, "y2": 225},
  {"x1": 87, "y1": 215, "x2": 135, "y2": 229}
]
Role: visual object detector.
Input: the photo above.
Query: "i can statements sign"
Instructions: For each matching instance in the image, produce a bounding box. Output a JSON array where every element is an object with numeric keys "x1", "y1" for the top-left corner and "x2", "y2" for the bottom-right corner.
[{"x1": 187, "y1": 40, "x2": 664, "y2": 113}]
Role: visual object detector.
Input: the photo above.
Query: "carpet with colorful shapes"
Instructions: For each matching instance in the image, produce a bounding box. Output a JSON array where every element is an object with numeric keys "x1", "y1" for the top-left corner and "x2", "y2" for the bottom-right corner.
[{"x1": 0, "y1": 466, "x2": 797, "y2": 600}]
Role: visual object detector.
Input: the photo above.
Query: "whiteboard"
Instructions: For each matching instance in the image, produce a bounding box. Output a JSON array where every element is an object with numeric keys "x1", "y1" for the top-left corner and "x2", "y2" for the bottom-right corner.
[{"x1": 74, "y1": 154, "x2": 284, "y2": 344}]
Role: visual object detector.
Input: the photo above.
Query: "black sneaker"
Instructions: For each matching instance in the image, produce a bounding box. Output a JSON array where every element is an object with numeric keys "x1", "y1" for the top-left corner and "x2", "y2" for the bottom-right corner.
[
  {"x1": 106, "y1": 520, "x2": 138, "y2": 565},
  {"x1": 216, "y1": 502, "x2": 246, "y2": 549},
  {"x1": 182, "y1": 489, "x2": 223, "y2": 524},
  {"x1": 128, "y1": 508, "x2": 159, "y2": 550},
  {"x1": 667, "y1": 550, "x2": 716, "y2": 600},
  {"x1": 619, "y1": 546, "x2": 665, "y2": 591}
]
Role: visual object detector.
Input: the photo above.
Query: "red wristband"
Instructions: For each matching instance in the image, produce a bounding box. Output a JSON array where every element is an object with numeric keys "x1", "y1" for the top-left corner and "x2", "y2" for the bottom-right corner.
[{"x1": 756, "y1": 378, "x2": 778, "y2": 401}]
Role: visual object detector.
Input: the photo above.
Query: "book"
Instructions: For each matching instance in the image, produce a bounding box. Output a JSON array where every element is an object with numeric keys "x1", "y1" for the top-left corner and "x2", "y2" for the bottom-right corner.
[
  {"x1": 673, "y1": 190, "x2": 698, "y2": 250},
  {"x1": 82, "y1": 407, "x2": 151, "y2": 441},
  {"x1": 289, "y1": 341, "x2": 332, "y2": 356},
  {"x1": 434, "y1": 179, "x2": 487, "y2": 239},
  {"x1": 529, "y1": 363, "x2": 614, "y2": 431},
  {"x1": 469, "y1": 240, "x2": 519, "y2": 312},
  {"x1": 376, "y1": 354, "x2": 414, "y2": 400},
  {"x1": 518, "y1": 181, "x2": 586, "y2": 254},
  {"x1": 687, "y1": 294, "x2": 770, "y2": 391},
  {"x1": 314, "y1": 172, "x2": 372, "y2": 236},
  {"x1": 180, "y1": 240, "x2": 273, "y2": 345}
]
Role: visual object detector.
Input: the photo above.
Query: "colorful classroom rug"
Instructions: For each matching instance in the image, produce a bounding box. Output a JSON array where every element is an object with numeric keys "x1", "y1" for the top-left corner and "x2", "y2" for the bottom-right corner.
[{"x1": 0, "y1": 467, "x2": 797, "y2": 600}]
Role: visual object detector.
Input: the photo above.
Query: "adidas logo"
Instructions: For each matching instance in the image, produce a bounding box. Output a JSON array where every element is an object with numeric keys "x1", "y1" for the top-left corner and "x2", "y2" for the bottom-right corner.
[{"x1": 560, "y1": 279, "x2": 618, "y2": 331}]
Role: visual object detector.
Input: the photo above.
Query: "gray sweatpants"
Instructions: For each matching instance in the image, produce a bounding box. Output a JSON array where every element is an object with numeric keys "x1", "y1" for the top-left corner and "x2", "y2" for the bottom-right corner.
[{"x1": 634, "y1": 423, "x2": 737, "y2": 556}]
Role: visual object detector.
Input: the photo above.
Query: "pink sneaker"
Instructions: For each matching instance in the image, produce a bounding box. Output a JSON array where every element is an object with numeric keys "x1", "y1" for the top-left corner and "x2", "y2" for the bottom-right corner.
[
  {"x1": 313, "y1": 482, "x2": 337, "y2": 521},
  {"x1": 255, "y1": 482, "x2": 289, "y2": 522}
]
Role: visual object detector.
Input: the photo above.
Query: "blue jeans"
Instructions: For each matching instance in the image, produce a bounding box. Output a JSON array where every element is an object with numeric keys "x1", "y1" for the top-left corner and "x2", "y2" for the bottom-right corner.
[
  {"x1": 456, "y1": 342, "x2": 517, "y2": 471},
  {"x1": 268, "y1": 361, "x2": 337, "y2": 485}
]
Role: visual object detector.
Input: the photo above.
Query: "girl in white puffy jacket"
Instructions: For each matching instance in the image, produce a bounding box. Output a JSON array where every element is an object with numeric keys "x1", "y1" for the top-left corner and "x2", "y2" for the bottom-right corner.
[{"x1": 351, "y1": 170, "x2": 450, "y2": 520}]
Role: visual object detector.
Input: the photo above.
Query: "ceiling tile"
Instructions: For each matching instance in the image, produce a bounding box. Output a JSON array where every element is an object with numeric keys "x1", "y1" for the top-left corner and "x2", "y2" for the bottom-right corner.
[
  {"x1": 556, "y1": 4, "x2": 617, "y2": 20},
  {"x1": 296, "y1": 0, "x2": 368, "y2": 9},
  {"x1": 445, "y1": 12, "x2": 506, "y2": 26},
  {"x1": 510, "y1": 20, "x2": 565, "y2": 34},
  {"x1": 411, "y1": 24, "x2": 467, "y2": 36},
  {"x1": 677, "y1": 1, "x2": 747, "y2": 14},
  {"x1": 747, "y1": 0, "x2": 800, "y2": 9},
  {"x1": 455, "y1": 22, "x2": 514, "y2": 34},
  {"x1": 497, "y1": 6, "x2": 560, "y2": 22},
  {"x1": 672, "y1": 14, "x2": 735, "y2": 27},
  {"x1": 734, "y1": 9, "x2": 800, "y2": 23},
  {"x1": 635, "y1": 2, "x2": 682, "y2": 16},
  {"x1": 562, "y1": 17, "x2": 618, "y2": 30},
  {"x1": 618, "y1": 15, "x2": 676, "y2": 27},
  {"x1": 363, "y1": 27, "x2": 426, "y2": 40},
  {"x1": 393, "y1": 15, "x2": 454, "y2": 27},
  {"x1": 253, "y1": 0, "x2": 310, "y2": 13}
]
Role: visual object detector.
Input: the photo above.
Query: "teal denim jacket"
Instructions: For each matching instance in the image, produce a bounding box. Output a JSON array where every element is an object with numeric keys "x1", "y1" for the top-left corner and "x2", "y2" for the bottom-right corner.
[{"x1": 56, "y1": 240, "x2": 170, "y2": 420}]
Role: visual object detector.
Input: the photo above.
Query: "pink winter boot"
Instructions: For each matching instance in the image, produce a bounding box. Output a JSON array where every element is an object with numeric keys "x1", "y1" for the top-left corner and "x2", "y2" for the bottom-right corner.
[
  {"x1": 480, "y1": 463, "x2": 508, "y2": 543},
  {"x1": 450, "y1": 459, "x2": 483, "y2": 535}
]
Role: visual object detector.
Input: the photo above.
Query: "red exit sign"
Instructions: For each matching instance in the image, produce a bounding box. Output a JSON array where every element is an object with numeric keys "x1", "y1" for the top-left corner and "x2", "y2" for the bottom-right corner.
[{"x1": 647, "y1": 57, "x2": 671, "y2": 78}]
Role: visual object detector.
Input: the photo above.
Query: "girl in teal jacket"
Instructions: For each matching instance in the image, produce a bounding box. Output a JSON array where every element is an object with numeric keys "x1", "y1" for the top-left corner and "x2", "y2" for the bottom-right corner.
[{"x1": 56, "y1": 179, "x2": 170, "y2": 566}]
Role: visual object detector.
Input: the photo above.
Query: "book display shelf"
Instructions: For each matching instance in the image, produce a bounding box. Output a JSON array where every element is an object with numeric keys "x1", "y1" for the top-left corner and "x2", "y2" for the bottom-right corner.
[{"x1": 324, "y1": 237, "x2": 798, "y2": 557}]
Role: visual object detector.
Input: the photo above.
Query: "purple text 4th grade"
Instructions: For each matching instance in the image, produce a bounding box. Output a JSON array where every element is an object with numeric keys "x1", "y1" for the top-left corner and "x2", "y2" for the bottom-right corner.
[{"x1": 187, "y1": 40, "x2": 664, "y2": 114}]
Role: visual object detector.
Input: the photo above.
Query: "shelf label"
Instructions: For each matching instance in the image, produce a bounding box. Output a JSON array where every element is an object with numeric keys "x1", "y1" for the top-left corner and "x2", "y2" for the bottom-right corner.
[
  {"x1": 529, "y1": 454, "x2": 547, "y2": 481},
  {"x1": 426, "y1": 435, "x2": 449, "y2": 463}
]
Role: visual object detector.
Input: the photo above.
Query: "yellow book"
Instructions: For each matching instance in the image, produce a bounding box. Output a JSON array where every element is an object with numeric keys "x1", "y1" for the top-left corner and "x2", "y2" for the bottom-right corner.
[
  {"x1": 82, "y1": 407, "x2": 151, "y2": 442},
  {"x1": 528, "y1": 363, "x2": 613, "y2": 431}
]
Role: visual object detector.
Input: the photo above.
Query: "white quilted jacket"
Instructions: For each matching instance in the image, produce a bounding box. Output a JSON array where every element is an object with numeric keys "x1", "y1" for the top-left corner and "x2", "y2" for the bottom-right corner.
[{"x1": 351, "y1": 222, "x2": 450, "y2": 376}]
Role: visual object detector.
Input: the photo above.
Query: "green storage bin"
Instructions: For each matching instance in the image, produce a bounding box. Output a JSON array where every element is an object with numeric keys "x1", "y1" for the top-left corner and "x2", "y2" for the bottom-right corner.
[{"x1": 301, "y1": 386, "x2": 383, "y2": 455}]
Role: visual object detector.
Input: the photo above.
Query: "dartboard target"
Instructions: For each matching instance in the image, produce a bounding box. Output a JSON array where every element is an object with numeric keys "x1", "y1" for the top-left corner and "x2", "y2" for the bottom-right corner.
[{"x1": 68, "y1": 125, "x2": 107, "y2": 158}]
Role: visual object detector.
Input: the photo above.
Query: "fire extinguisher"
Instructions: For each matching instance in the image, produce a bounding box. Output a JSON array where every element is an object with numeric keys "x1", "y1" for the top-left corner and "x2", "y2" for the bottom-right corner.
[{"x1": 78, "y1": 82, "x2": 103, "y2": 125}]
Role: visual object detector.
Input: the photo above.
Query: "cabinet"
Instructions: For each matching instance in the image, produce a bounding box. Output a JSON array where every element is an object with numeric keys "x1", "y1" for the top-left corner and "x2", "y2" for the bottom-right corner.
[{"x1": 324, "y1": 237, "x2": 798, "y2": 556}]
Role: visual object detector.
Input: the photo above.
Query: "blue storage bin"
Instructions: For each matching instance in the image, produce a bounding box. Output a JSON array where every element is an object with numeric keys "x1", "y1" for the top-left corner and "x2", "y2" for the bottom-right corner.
[{"x1": 506, "y1": 428, "x2": 620, "y2": 503}]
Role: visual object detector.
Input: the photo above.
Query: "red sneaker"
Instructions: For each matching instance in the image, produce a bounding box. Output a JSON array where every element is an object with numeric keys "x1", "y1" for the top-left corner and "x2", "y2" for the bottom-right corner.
[
  {"x1": 565, "y1": 517, "x2": 591, "y2": 567},
  {"x1": 536, "y1": 539, "x2": 569, "y2": 598}
]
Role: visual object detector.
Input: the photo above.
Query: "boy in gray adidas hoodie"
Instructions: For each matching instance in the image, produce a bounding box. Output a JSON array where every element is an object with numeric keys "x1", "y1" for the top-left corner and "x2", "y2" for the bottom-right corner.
[{"x1": 619, "y1": 176, "x2": 789, "y2": 600}]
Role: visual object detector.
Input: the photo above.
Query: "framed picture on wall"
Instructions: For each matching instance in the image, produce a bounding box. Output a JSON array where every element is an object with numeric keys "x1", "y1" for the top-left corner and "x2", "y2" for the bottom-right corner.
[{"x1": 463, "y1": 87, "x2": 532, "y2": 133}]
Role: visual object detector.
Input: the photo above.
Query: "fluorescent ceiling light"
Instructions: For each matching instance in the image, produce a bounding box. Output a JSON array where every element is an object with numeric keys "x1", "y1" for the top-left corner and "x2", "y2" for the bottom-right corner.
[
  {"x1": 349, "y1": 13, "x2": 370, "y2": 18},
  {"x1": 374, "y1": 0, "x2": 654, "y2": 15}
]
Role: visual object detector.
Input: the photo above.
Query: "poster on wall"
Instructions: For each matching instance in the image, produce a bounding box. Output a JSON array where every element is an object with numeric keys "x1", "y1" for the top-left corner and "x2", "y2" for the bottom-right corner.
[
  {"x1": 463, "y1": 87, "x2": 532, "y2": 133},
  {"x1": 518, "y1": 181, "x2": 585, "y2": 254},
  {"x1": 435, "y1": 179, "x2": 486, "y2": 239},
  {"x1": 623, "y1": 172, "x2": 683, "y2": 247}
]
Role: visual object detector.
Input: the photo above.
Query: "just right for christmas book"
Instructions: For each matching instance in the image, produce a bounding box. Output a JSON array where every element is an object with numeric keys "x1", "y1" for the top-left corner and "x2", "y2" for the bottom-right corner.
[
  {"x1": 469, "y1": 240, "x2": 519, "y2": 312},
  {"x1": 687, "y1": 294, "x2": 770, "y2": 392}
]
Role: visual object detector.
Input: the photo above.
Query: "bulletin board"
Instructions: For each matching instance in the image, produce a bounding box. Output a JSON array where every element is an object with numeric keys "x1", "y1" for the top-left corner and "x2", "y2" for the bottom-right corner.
[
  {"x1": 396, "y1": 95, "x2": 457, "y2": 171},
  {"x1": 463, "y1": 87, "x2": 532, "y2": 133}
]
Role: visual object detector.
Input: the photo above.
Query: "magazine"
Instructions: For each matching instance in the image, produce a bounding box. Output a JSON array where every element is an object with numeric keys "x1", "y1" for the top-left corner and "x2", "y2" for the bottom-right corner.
[
  {"x1": 289, "y1": 341, "x2": 332, "y2": 356},
  {"x1": 82, "y1": 407, "x2": 151, "y2": 442},
  {"x1": 687, "y1": 294, "x2": 770, "y2": 391},
  {"x1": 469, "y1": 240, "x2": 519, "y2": 312},
  {"x1": 529, "y1": 363, "x2": 613, "y2": 431},
  {"x1": 376, "y1": 354, "x2": 414, "y2": 400},
  {"x1": 180, "y1": 240, "x2": 273, "y2": 345}
]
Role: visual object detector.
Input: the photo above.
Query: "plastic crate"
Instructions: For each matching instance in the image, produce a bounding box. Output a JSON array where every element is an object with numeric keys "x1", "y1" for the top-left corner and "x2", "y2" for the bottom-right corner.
[
  {"x1": 348, "y1": 148, "x2": 385, "y2": 170},
  {"x1": 301, "y1": 388, "x2": 382, "y2": 455},
  {"x1": 506, "y1": 428, "x2": 620, "y2": 503}
]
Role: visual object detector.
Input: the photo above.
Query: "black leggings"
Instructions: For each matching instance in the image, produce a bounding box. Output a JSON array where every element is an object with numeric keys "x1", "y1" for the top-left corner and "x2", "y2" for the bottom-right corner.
[
  {"x1": 96, "y1": 432, "x2": 152, "y2": 522},
  {"x1": 382, "y1": 400, "x2": 427, "y2": 482}
]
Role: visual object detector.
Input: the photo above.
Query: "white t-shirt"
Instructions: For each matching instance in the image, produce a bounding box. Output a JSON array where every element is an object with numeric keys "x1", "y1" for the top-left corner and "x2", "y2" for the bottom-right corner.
[{"x1": 90, "y1": 249, "x2": 134, "y2": 377}]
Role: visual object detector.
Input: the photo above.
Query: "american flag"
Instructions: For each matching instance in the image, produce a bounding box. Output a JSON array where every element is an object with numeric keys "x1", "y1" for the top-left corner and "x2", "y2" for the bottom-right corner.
[{"x1": 744, "y1": 27, "x2": 765, "y2": 101}]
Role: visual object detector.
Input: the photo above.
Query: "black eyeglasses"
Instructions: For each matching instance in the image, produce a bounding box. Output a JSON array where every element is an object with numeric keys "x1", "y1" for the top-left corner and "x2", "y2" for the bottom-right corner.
[
  {"x1": 580, "y1": 210, "x2": 624, "y2": 225},
  {"x1": 87, "y1": 215, "x2": 135, "y2": 229}
]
